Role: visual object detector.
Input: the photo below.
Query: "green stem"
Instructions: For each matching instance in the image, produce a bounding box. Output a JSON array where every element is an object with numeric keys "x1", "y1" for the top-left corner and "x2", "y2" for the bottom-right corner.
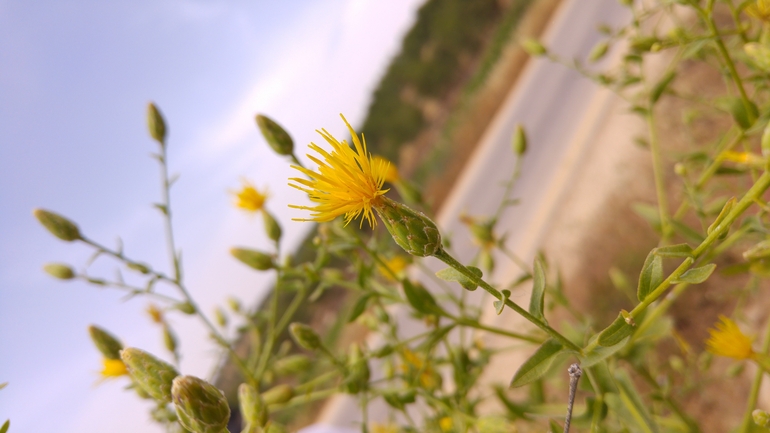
[
  {"x1": 433, "y1": 249, "x2": 582, "y2": 353},
  {"x1": 739, "y1": 315, "x2": 770, "y2": 432},
  {"x1": 443, "y1": 312, "x2": 544, "y2": 344}
]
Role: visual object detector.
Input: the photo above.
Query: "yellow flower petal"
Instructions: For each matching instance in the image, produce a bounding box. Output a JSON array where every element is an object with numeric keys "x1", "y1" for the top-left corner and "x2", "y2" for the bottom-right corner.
[
  {"x1": 233, "y1": 180, "x2": 268, "y2": 212},
  {"x1": 289, "y1": 114, "x2": 389, "y2": 228},
  {"x1": 706, "y1": 315, "x2": 754, "y2": 360},
  {"x1": 373, "y1": 155, "x2": 400, "y2": 183},
  {"x1": 100, "y1": 358, "x2": 128, "y2": 378}
]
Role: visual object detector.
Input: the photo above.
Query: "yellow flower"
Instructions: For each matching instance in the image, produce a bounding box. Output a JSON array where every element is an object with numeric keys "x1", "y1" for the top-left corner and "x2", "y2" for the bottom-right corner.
[
  {"x1": 146, "y1": 304, "x2": 163, "y2": 324},
  {"x1": 371, "y1": 423, "x2": 399, "y2": 433},
  {"x1": 439, "y1": 417, "x2": 453, "y2": 432},
  {"x1": 100, "y1": 358, "x2": 128, "y2": 378},
  {"x1": 289, "y1": 114, "x2": 390, "y2": 228},
  {"x1": 373, "y1": 155, "x2": 400, "y2": 183},
  {"x1": 233, "y1": 180, "x2": 268, "y2": 212},
  {"x1": 747, "y1": 0, "x2": 770, "y2": 21},
  {"x1": 377, "y1": 255, "x2": 409, "y2": 281},
  {"x1": 400, "y1": 349, "x2": 440, "y2": 389},
  {"x1": 706, "y1": 315, "x2": 754, "y2": 360}
]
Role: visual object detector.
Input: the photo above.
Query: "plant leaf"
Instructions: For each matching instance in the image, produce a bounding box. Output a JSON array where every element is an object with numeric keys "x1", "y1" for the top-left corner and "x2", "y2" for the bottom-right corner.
[
  {"x1": 435, "y1": 266, "x2": 482, "y2": 291},
  {"x1": 637, "y1": 249, "x2": 663, "y2": 302},
  {"x1": 610, "y1": 370, "x2": 660, "y2": 433},
  {"x1": 671, "y1": 263, "x2": 716, "y2": 284},
  {"x1": 347, "y1": 293, "x2": 372, "y2": 323},
  {"x1": 654, "y1": 243, "x2": 693, "y2": 258},
  {"x1": 510, "y1": 339, "x2": 567, "y2": 388},
  {"x1": 529, "y1": 258, "x2": 547, "y2": 323},
  {"x1": 598, "y1": 312, "x2": 635, "y2": 347},
  {"x1": 402, "y1": 279, "x2": 443, "y2": 316}
]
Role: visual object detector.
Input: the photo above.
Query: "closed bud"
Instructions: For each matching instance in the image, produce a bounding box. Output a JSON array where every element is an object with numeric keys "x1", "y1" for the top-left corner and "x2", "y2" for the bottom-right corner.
[
  {"x1": 176, "y1": 301, "x2": 196, "y2": 315},
  {"x1": 512, "y1": 124, "x2": 527, "y2": 155},
  {"x1": 273, "y1": 354, "x2": 311, "y2": 376},
  {"x1": 256, "y1": 114, "x2": 294, "y2": 156},
  {"x1": 239, "y1": 383, "x2": 268, "y2": 428},
  {"x1": 754, "y1": 410, "x2": 770, "y2": 428},
  {"x1": 147, "y1": 102, "x2": 167, "y2": 145},
  {"x1": 44, "y1": 263, "x2": 75, "y2": 280},
  {"x1": 120, "y1": 348, "x2": 179, "y2": 402},
  {"x1": 231, "y1": 248, "x2": 274, "y2": 271},
  {"x1": 262, "y1": 210, "x2": 282, "y2": 243},
  {"x1": 33, "y1": 209, "x2": 81, "y2": 241},
  {"x1": 521, "y1": 38, "x2": 546, "y2": 56},
  {"x1": 261, "y1": 384, "x2": 294, "y2": 405},
  {"x1": 342, "y1": 344, "x2": 370, "y2": 394},
  {"x1": 172, "y1": 375, "x2": 230, "y2": 433},
  {"x1": 376, "y1": 197, "x2": 442, "y2": 257},
  {"x1": 289, "y1": 323, "x2": 321, "y2": 351},
  {"x1": 589, "y1": 41, "x2": 609, "y2": 62},
  {"x1": 163, "y1": 324, "x2": 178, "y2": 355},
  {"x1": 127, "y1": 262, "x2": 151, "y2": 274},
  {"x1": 88, "y1": 325, "x2": 123, "y2": 359}
]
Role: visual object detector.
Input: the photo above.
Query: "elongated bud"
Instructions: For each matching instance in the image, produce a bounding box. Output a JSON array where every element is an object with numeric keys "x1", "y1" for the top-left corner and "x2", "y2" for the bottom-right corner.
[
  {"x1": 44, "y1": 263, "x2": 75, "y2": 280},
  {"x1": 342, "y1": 344, "x2": 370, "y2": 394},
  {"x1": 512, "y1": 124, "x2": 527, "y2": 155},
  {"x1": 231, "y1": 248, "x2": 274, "y2": 271},
  {"x1": 120, "y1": 348, "x2": 179, "y2": 402},
  {"x1": 263, "y1": 210, "x2": 282, "y2": 243},
  {"x1": 589, "y1": 41, "x2": 609, "y2": 62},
  {"x1": 261, "y1": 384, "x2": 294, "y2": 405},
  {"x1": 89, "y1": 325, "x2": 123, "y2": 359},
  {"x1": 289, "y1": 323, "x2": 321, "y2": 351},
  {"x1": 163, "y1": 324, "x2": 178, "y2": 355},
  {"x1": 147, "y1": 102, "x2": 167, "y2": 145},
  {"x1": 376, "y1": 197, "x2": 442, "y2": 257},
  {"x1": 273, "y1": 354, "x2": 311, "y2": 376},
  {"x1": 239, "y1": 383, "x2": 268, "y2": 428},
  {"x1": 175, "y1": 301, "x2": 196, "y2": 315},
  {"x1": 521, "y1": 38, "x2": 546, "y2": 56},
  {"x1": 256, "y1": 114, "x2": 294, "y2": 156},
  {"x1": 33, "y1": 209, "x2": 81, "y2": 241},
  {"x1": 172, "y1": 375, "x2": 230, "y2": 433}
]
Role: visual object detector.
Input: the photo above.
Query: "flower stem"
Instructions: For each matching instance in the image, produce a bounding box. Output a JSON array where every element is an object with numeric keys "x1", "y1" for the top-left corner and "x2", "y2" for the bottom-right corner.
[{"x1": 433, "y1": 249, "x2": 582, "y2": 353}]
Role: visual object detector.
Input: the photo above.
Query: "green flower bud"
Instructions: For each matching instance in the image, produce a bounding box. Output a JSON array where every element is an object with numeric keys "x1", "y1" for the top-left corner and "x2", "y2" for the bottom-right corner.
[
  {"x1": 521, "y1": 38, "x2": 546, "y2": 56},
  {"x1": 231, "y1": 248, "x2": 274, "y2": 271},
  {"x1": 289, "y1": 323, "x2": 321, "y2": 351},
  {"x1": 163, "y1": 324, "x2": 178, "y2": 355},
  {"x1": 44, "y1": 263, "x2": 75, "y2": 280},
  {"x1": 261, "y1": 384, "x2": 294, "y2": 406},
  {"x1": 172, "y1": 375, "x2": 230, "y2": 433},
  {"x1": 33, "y1": 209, "x2": 81, "y2": 241},
  {"x1": 88, "y1": 325, "x2": 123, "y2": 359},
  {"x1": 589, "y1": 41, "x2": 609, "y2": 62},
  {"x1": 273, "y1": 354, "x2": 311, "y2": 376},
  {"x1": 512, "y1": 124, "x2": 527, "y2": 155},
  {"x1": 342, "y1": 344, "x2": 370, "y2": 394},
  {"x1": 376, "y1": 197, "x2": 442, "y2": 257},
  {"x1": 176, "y1": 301, "x2": 196, "y2": 315},
  {"x1": 239, "y1": 383, "x2": 268, "y2": 428},
  {"x1": 754, "y1": 409, "x2": 770, "y2": 428},
  {"x1": 120, "y1": 348, "x2": 179, "y2": 402},
  {"x1": 256, "y1": 114, "x2": 294, "y2": 156},
  {"x1": 147, "y1": 102, "x2": 167, "y2": 145},
  {"x1": 127, "y1": 262, "x2": 151, "y2": 274},
  {"x1": 262, "y1": 210, "x2": 282, "y2": 243}
]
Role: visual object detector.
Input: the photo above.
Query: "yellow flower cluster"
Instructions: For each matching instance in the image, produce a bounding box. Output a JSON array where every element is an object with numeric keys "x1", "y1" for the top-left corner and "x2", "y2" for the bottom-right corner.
[
  {"x1": 747, "y1": 0, "x2": 770, "y2": 22},
  {"x1": 706, "y1": 315, "x2": 754, "y2": 360}
]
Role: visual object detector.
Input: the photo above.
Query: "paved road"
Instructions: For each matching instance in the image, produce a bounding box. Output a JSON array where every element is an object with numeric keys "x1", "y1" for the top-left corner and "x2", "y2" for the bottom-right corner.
[{"x1": 311, "y1": 0, "x2": 632, "y2": 429}]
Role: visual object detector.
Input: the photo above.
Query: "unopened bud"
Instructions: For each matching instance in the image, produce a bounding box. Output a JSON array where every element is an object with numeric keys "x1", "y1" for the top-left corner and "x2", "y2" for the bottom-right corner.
[
  {"x1": 289, "y1": 323, "x2": 321, "y2": 351},
  {"x1": 239, "y1": 383, "x2": 268, "y2": 428},
  {"x1": 261, "y1": 384, "x2": 294, "y2": 405},
  {"x1": 163, "y1": 324, "x2": 178, "y2": 355},
  {"x1": 44, "y1": 263, "x2": 75, "y2": 280},
  {"x1": 147, "y1": 102, "x2": 167, "y2": 145},
  {"x1": 263, "y1": 210, "x2": 282, "y2": 243},
  {"x1": 231, "y1": 248, "x2": 274, "y2": 271},
  {"x1": 33, "y1": 209, "x2": 81, "y2": 241},
  {"x1": 376, "y1": 197, "x2": 442, "y2": 257},
  {"x1": 512, "y1": 124, "x2": 527, "y2": 155},
  {"x1": 521, "y1": 38, "x2": 546, "y2": 56},
  {"x1": 88, "y1": 325, "x2": 123, "y2": 360},
  {"x1": 273, "y1": 354, "x2": 311, "y2": 376},
  {"x1": 171, "y1": 375, "x2": 230, "y2": 433},
  {"x1": 342, "y1": 344, "x2": 370, "y2": 394},
  {"x1": 754, "y1": 409, "x2": 770, "y2": 427},
  {"x1": 256, "y1": 114, "x2": 294, "y2": 156},
  {"x1": 127, "y1": 262, "x2": 151, "y2": 274},
  {"x1": 175, "y1": 301, "x2": 196, "y2": 315},
  {"x1": 120, "y1": 348, "x2": 179, "y2": 402}
]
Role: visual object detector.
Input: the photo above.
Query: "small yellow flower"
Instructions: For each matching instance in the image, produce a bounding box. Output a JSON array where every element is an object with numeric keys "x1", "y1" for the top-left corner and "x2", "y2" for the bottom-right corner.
[
  {"x1": 289, "y1": 114, "x2": 390, "y2": 228},
  {"x1": 100, "y1": 358, "x2": 128, "y2": 378},
  {"x1": 706, "y1": 315, "x2": 754, "y2": 360},
  {"x1": 377, "y1": 255, "x2": 409, "y2": 281},
  {"x1": 439, "y1": 417, "x2": 453, "y2": 432},
  {"x1": 373, "y1": 155, "x2": 400, "y2": 183},
  {"x1": 746, "y1": 0, "x2": 770, "y2": 22},
  {"x1": 400, "y1": 349, "x2": 440, "y2": 389},
  {"x1": 146, "y1": 304, "x2": 163, "y2": 324},
  {"x1": 371, "y1": 423, "x2": 399, "y2": 433},
  {"x1": 233, "y1": 180, "x2": 268, "y2": 212}
]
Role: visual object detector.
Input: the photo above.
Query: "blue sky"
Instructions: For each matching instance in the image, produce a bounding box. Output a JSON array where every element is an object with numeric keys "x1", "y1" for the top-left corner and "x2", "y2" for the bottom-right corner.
[{"x1": 0, "y1": 0, "x2": 423, "y2": 431}]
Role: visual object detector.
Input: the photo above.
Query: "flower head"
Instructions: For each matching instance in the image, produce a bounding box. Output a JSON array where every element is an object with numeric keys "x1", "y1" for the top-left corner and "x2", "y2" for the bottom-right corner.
[
  {"x1": 377, "y1": 255, "x2": 409, "y2": 281},
  {"x1": 100, "y1": 358, "x2": 128, "y2": 378},
  {"x1": 746, "y1": 0, "x2": 770, "y2": 22},
  {"x1": 706, "y1": 315, "x2": 754, "y2": 360},
  {"x1": 289, "y1": 114, "x2": 389, "y2": 228},
  {"x1": 233, "y1": 181, "x2": 268, "y2": 213}
]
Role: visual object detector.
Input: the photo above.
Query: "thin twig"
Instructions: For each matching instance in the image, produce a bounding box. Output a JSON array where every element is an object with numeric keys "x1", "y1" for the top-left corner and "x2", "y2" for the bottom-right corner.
[{"x1": 564, "y1": 363, "x2": 582, "y2": 433}]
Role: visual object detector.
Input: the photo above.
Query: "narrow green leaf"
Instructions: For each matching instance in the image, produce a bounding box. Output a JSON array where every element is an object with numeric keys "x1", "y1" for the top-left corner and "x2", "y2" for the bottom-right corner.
[
  {"x1": 435, "y1": 266, "x2": 482, "y2": 291},
  {"x1": 529, "y1": 258, "x2": 547, "y2": 323},
  {"x1": 744, "y1": 239, "x2": 770, "y2": 260},
  {"x1": 418, "y1": 325, "x2": 456, "y2": 351},
  {"x1": 631, "y1": 202, "x2": 661, "y2": 231},
  {"x1": 0, "y1": 420, "x2": 8, "y2": 433},
  {"x1": 707, "y1": 196, "x2": 736, "y2": 237},
  {"x1": 650, "y1": 70, "x2": 676, "y2": 104},
  {"x1": 598, "y1": 313, "x2": 634, "y2": 347},
  {"x1": 494, "y1": 290, "x2": 511, "y2": 315},
  {"x1": 510, "y1": 339, "x2": 566, "y2": 388},
  {"x1": 654, "y1": 243, "x2": 693, "y2": 258},
  {"x1": 153, "y1": 203, "x2": 168, "y2": 215},
  {"x1": 614, "y1": 370, "x2": 660, "y2": 433},
  {"x1": 548, "y1": 419, "x2": 562, "y2": 433},
  {"x1": 347, "y1": 294, "x2": 372, "y2": 323},
  {"x1": 670, "y1": 219, "x2": 705, "y2": 243},
  {"x1": 585, "y1": 363, "x2": 618, "y2": 394},
  {"x1": 402, "y1": 279, "x2": 443, "y2": 316},
  {"x1": 581, "y1": 334, "x2": 630, "y2": 368},
  {"x1": 671, "y1": 263, "x2": 716, "y2": 284},
  {"x1": 0, "y1": 382, "x2": 7, "y2": 390},
  {"x1": 637, "y1": 249, "x2": 663, "y2": 302}
]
